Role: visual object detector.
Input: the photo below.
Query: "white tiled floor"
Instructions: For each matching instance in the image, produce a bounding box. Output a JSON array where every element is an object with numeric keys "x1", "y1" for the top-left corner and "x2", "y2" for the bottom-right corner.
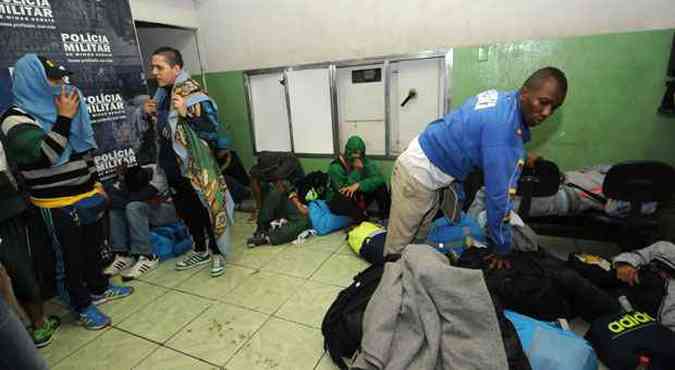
[{"x1": 39, "y1": 213, "x2": 612, "y2": 369}]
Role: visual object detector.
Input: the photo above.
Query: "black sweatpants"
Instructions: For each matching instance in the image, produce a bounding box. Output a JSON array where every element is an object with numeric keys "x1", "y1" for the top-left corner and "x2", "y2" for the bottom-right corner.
[
  {"x1": 48, "y1": 207, "x2": 108, "y2": 312},
  {"x1": 328, "y1": 185, "x2": 391, "y2": 224},
  {"x1": 170, "y1": 177, "x2": 219, "y2": 255}
]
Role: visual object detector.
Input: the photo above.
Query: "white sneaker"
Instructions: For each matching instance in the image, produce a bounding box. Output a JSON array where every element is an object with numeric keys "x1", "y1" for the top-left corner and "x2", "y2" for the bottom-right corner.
[
  {"x1": 104, "y1": 255, "x2": 135, "y2": 276},
  {"x1": 211, "y1": 255, "x2": 225, "y2": 277},
  {"x1": 121, "y1": 256, "x2": 159, "y2": 280}
]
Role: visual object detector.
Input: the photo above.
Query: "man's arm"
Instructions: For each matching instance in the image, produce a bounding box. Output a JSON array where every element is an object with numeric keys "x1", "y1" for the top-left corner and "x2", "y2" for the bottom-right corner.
[
  {"x1": 481, "y1": 145, "x2": 523, "y2": 255},
  {"x1": 357, "y1": 160, "x2": 386, "y2": 193}
]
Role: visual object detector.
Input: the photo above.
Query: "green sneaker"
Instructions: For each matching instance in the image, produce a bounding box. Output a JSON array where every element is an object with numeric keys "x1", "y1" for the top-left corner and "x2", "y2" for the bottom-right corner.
[{"x1": 32, "y1": 316, "x2": 61, "y2": 348}]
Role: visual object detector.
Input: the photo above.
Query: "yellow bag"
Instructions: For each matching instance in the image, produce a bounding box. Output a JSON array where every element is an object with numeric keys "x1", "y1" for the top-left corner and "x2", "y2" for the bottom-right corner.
[{"x1": 347, "y1": 222, "x2": 384, "y2": 255}]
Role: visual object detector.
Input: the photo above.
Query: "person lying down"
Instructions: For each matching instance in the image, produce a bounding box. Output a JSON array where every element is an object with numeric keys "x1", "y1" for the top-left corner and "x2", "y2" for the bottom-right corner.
[{"x1": 469, "y1": 164, "x2": 659, "y2": 218}]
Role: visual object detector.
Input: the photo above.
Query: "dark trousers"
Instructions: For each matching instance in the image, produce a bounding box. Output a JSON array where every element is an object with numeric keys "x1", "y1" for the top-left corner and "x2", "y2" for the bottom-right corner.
[
  {"x1": 328, "y1": 185, "x2": 391, "y2": 224},
  {"x1": 257, "y1": 189, "x2": 310, "y2": 245},
  {"x1": 170, "y1": 177, "x2": 219, "y2": 255},
  {"x1": 49, "y1": 207, "x2": 108, "y2": 312},
  {"x1": 0, "y1": 212, "x2": 46, "y2": 304}
]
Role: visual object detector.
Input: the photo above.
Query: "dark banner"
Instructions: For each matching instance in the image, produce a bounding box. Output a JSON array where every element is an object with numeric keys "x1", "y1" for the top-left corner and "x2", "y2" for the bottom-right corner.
[{"x1": 0, "y1": 0, "x2": 147, "y2": 180}]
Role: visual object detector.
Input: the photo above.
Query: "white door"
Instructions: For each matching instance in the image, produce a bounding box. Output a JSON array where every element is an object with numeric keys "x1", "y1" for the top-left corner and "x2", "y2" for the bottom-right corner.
[
  {"x1": 389, "y1": 58, "x2": 445, "y2": 155},
  {"x1": 336, "y1": 64, "x2": 386, "y2": 155}
]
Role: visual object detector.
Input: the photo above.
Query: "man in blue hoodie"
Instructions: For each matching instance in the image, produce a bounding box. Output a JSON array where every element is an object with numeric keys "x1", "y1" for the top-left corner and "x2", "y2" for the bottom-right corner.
[{"x1": 385, "y1": 67, "x2": 567, "y2": 269}]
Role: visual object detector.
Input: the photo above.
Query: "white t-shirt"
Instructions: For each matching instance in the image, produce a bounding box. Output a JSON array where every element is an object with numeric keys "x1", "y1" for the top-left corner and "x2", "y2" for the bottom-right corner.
[{"x1": 398, "y1": 136, "x2": 454, "y2": 190}]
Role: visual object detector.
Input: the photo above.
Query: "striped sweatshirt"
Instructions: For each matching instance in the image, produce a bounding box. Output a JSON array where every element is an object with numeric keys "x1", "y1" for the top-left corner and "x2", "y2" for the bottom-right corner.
[{"x1": 0, "y1": 106, "x2": 98, "y2": 207}]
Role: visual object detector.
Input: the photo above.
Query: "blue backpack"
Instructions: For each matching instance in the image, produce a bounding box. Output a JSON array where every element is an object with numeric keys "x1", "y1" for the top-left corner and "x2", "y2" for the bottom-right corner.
[
  {"x1": 505, "y1": 310, "x2": 598, "y2": 370},
  {"x1": 309, "y1": 200, "x2": 353, "y2": 235},
  {"x1": 151, "y1": 222, "x2": 193, "y2": 260},
  {"x1": 426, "y1": 213, "x2": 484, "y2": 257}
]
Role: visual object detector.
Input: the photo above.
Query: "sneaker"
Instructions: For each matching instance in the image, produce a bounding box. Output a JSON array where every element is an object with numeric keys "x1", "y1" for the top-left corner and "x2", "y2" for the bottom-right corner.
[
  {"x1": 121, "y1": 256, "x2": 159, "y2": 281},
  {"x1": 79, "y1": 305, "x2": 110, "y2": 330},
  {"x1": 176, "y1": 250, "x2": 210, "y2": 271},
  {"x1": 91, "y1": 284, "x2": 135, "y2": 306},
  {"x1": 32, "y1": 316, "x2": 61, "y2": 348},
  {"x1": 103, "y1": 255, "x2": 135, "y2": 276},
  {"x1": 246, "y1": 232, "x2": 270, "y2": 248},
  {"x1": 211, "y1": 255, "x2": 225, "y2": 277}
]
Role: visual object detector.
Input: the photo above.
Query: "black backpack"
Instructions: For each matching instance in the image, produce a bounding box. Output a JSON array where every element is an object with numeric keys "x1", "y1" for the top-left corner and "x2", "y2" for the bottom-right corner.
[
  {"x1": 296, "y1": 171, "x2": 329, "y2": 203},
  {"x1": 249, "y1": 151, "x2": 303, "y2": 183},
  {"x1": 586, "y1": 309, "x2": 675, "y2": 370},
  {"x1": 321, "y1": 256, "x2": 398, "y2": 370}
]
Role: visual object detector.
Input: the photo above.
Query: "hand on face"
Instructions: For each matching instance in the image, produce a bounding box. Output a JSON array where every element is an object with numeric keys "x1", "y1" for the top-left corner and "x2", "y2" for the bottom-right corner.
[{"x1": 54, "y1": 85, "x2": 80, "y2": 118}]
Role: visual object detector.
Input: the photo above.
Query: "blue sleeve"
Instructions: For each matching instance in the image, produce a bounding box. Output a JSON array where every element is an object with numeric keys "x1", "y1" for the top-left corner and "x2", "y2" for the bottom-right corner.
[{"x1": 482, "y1": 144, "x2": 523, "y2": 255}]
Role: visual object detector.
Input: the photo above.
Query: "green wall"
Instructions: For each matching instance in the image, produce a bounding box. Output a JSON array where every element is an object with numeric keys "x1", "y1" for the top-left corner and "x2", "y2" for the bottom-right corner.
[{"x1": 207, "y1": 29, "x2": 675, "y2": 177}]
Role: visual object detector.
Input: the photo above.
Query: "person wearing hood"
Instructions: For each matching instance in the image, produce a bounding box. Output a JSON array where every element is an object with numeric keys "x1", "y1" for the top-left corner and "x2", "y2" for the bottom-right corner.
[
  {"x1": 143, "y1": 47, "x2": 234, "y2": 277},
  {"x1": 384, "y1": 67, "x2": 567, "y2": 270},
  {"x1": 326, "y1": 136, "x2": 390, "y2": 224},
  {"x1": 0, "y1": 54, "x2": 133, "y2": 330}
]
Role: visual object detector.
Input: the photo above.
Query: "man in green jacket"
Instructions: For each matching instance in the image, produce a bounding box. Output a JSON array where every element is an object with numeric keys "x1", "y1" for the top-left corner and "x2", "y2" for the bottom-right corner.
[{"x1": 326, "y1": 136, "x2": 390, "y2": 223}]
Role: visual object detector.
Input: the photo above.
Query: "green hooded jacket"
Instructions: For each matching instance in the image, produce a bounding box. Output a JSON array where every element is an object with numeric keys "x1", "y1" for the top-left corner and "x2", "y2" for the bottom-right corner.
[{"x1": 326, "y1": 136, "x2": 385, "y2": 201}]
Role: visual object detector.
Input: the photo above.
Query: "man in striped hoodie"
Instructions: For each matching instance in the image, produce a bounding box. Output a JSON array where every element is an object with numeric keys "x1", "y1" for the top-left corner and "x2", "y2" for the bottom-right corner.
[{"x1": 0, "y1": 54, "x2": 133, "y2": 330}]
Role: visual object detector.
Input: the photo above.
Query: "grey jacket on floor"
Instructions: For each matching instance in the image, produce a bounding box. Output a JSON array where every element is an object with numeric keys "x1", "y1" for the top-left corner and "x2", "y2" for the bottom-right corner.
[
  {"x1": 613, "y1": 241, "x2": 675, "y2": 332},
  {"x1": 352, "y1": 245, "x2": 509, "y2": 370}
]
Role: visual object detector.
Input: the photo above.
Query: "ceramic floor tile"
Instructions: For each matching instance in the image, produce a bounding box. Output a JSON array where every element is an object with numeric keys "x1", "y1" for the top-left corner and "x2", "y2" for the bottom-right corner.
[
  {"x1": 53, "y1": 328, "x2": 157, "y2": 370},
  {"x1": 262, "y1": 247, "x2": 332, "y2": 278},
  {"x1": 301, "y1": 232, "x2": 347, "y2": 254},
  {"x1": 99, "y1": 280, "x2": 169, "y2": 322},
  {"x1": 174, "y1": 264, "x2": 256, "y2": 301},
  {"x1": 225, "y1": 318, "x2": 324, "y2": 370},
  {"x1": 117, "y1": 291, "x2": 212, "y2": 343},
  {"x1": 227, "y1": 244, "x2": 287, "y2": 269},
  {"x1": 134, "y1": 347, "x2": 221, "y2": 370},
  {"x1": 137, "y1": 257, "x2": 207, "y2": 289},
  {"x1": 40, "y1": 321, "x2": 109, "y2": 367},
  {"x1": 222, "y1": 271, "x2": 304, "y2": 314},
  {"x1": 310, "y1": 254, "x2": 369, "y2": 287},
  {"x1": 275, "y1": 280, "x2": 342, "y2": 328},
  {"x1": 167, "y1": 302, "x2": 269, "y2": 366}
]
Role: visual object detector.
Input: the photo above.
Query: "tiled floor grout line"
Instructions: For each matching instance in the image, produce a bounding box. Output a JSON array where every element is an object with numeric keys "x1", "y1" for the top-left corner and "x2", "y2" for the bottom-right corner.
[
  {"x1": 113, "y1": 287, "x2": 173, "y2": 327},
  {"x1": 221, "y1": 313, "x2": 277, "y2": 368},
  {"x1": 116, "y1": 323, "x2": 225, "y2": 370},
  {"x1": 47, "y1": 326, "x2": 112, "y2": 368}
]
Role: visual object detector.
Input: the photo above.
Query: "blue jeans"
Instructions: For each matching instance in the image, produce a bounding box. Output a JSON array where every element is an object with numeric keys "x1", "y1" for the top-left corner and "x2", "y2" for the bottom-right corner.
[
  {"x1": 110, "y1": 201, "x2": 178, "y2": 256},
  {"x1": 0, "y1": 296, "x2": 48, "y2": 370}
]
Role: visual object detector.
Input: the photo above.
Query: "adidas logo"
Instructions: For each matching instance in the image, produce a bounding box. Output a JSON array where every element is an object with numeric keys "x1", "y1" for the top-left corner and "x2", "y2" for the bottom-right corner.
[{"x1": 608, "y1": 312, "x2": 655, "y2": 333}]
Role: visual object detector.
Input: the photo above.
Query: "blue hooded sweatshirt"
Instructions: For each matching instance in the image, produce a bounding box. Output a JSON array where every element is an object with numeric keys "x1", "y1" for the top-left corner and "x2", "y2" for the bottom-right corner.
[{"x1": 418, "y1": 90, "x2": 529, "y2": 255}]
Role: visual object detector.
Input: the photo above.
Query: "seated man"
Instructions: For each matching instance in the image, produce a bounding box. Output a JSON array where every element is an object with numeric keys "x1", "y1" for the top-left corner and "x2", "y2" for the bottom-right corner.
[
  {"x1": 326, "y1": 136, "x2": 390, "y2": 223},
  {"x1": 104, "y1": 163, "x2": 178, "y2": 279},
  {"x1": 248, "y1": 151, "x2": 304, "y2": 221},
  {"x1": 246, "y1": 180, "x2": 311, "y2": 247}
]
